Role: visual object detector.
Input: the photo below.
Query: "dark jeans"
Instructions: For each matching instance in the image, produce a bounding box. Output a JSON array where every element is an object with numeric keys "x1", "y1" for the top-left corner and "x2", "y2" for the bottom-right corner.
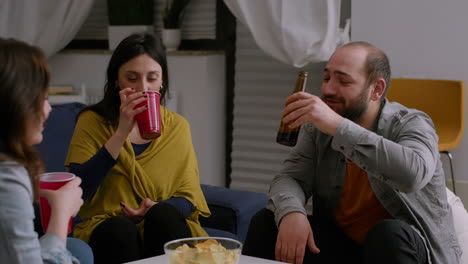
[
  {"x1": 88, "y1": 202, "x2": 191, "y2": 264},
  {"x1": 243, "y1": 208, "x2": 428, "y2": 264}
]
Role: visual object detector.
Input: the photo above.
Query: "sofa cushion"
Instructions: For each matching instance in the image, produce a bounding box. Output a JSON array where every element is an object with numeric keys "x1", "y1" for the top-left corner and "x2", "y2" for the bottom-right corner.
[
  {"x1": 200, "y1": 184, "x2": 268, "y2": 242},
  {"x1": 35, "y1": 102, "x2": 86, "y2": 172},
  {"x1": 203, "y1": 227, "x2": 239, "y2": 240}
]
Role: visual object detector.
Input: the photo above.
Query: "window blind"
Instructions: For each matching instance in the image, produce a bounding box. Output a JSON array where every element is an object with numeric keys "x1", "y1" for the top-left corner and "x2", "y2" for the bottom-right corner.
[
  {"x1": 230, "y1": 22, "x2": 325, "y2": 194},
  {"x1": 154, "y1": 0, "x2": 216, "y2": 39},
  {"x1": 74, "y1": 0, "x2": 216, "y2": 41},
  {"x1": 74, "y1": 0, "x2": 108, "y2": 40}
]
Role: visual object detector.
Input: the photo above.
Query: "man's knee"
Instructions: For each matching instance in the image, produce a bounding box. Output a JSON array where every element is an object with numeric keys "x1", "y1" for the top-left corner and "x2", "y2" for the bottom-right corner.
[
  {"x1": 251, "y1": 208, "x2": 275, "y2": 227},
  {"x1": 364, "y1": 219, "x2": 427, "y2": 263},
  {"x1": 366, "y1": 219, "x2": 410, "y2": 244},
  {"x1": 243, "y1": 208, "x2": 278, "y2": 259}
]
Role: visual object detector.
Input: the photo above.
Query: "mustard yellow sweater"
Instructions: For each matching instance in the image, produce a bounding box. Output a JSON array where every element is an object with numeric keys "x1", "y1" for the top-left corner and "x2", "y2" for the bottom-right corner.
[{"x1": 66, "y1": 106, "x2": 210, "y2": 243}]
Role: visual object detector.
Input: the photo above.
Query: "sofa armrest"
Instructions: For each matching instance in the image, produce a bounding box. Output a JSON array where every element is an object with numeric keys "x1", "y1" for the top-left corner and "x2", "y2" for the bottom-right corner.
[{"x1": 200, "y1": 184, "x2": 267, "y2": 242}]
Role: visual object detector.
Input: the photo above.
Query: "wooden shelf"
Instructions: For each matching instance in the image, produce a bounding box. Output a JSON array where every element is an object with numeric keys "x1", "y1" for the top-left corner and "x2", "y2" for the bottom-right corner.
[{"x1": 48, "y1": 85, "x2": 87, "y2": 105}]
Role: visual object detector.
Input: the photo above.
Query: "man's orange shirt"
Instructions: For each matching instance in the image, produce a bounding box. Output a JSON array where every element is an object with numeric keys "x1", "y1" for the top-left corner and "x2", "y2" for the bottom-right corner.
[{"x1": 335, "y1": 161, "x2": 392, "y2": 243}]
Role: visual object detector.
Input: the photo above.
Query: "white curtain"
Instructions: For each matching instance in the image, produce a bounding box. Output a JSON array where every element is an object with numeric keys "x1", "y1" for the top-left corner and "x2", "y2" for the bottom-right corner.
[
  {"x1": 223, "y1": 0, "x2": 350, "y2": 67},
  {"x1": 0, "y1": 0, "x2": 94, "y2": 57}
]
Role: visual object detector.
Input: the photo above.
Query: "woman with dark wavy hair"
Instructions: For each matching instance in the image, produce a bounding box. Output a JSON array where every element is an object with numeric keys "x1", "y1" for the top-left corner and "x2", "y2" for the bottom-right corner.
[
  {"x1": 0, "y1": 38, "x2": 92, "y2": 263},
  {"x1": 66, "y1": 32, "x2": 210, "y2": 263}
]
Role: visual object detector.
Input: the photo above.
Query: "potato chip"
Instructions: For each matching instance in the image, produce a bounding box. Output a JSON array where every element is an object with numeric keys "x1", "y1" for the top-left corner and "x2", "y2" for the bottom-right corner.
[{"x1": 169, "y1": 239, "x2": 240, "y2": 264}]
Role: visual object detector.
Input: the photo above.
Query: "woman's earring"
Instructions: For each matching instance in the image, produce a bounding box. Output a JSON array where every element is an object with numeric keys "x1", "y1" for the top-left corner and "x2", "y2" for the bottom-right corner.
[{"x1": 160, "y1": 84, "x2": 164, "y2": 90}]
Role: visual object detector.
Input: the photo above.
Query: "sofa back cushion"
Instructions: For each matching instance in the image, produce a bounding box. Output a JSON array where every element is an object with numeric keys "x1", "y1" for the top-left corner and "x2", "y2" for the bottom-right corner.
[{"x1": 35, "y1": 102, "x2": 86, "y2": 172}]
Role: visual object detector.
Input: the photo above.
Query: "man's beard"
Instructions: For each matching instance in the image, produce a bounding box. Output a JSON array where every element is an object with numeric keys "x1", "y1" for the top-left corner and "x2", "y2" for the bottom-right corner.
[{"x1": 322, "y1": 89, "x2": 369, "y2": 123}]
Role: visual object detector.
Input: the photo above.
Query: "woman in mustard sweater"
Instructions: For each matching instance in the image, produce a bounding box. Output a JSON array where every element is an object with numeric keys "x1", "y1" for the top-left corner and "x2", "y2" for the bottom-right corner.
[{"x1": 66, "y1": 33, "x2": 210, "y2": 263}]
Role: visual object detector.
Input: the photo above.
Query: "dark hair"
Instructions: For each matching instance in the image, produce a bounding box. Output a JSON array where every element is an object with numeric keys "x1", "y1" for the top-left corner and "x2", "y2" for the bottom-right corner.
[
  {"x1": 82, "y1": 32, "x2": 169, "y2": 127},
  {"x1": 0, "y1": 38, "x2": 49, "y2": 200},
  {"x1": 342, "y1": 41, "x2": 392, "y2": 100}
]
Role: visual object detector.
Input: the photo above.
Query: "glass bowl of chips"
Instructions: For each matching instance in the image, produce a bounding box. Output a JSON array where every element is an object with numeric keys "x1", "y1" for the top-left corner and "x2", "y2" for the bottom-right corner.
[{"x1": 164, "y1": 237, "x2": 242, "y2": 264}]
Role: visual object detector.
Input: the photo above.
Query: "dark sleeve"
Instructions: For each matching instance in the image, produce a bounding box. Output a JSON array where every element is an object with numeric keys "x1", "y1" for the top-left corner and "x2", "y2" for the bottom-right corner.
[
  {"x1": 161, "y1": 197, "x2": 194, "y2": 218},
  {"x1": 69, "y1": 146, "x2": 117, "y2": 200}
]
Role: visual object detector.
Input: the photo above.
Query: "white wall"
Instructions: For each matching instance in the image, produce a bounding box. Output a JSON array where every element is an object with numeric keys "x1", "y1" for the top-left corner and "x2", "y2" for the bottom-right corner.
[
  {"x1": 167, "y1": 54, "x2": 226, "y2": 187},
  {"x1": 48, "y1": 53, "x2": 109, "y2": 104},
  {"x1": 47, "y1": 52, "x2": 226, "y2": 186},
  {"x1": 352, "y1": 0, "x2": 468, "y2": 183}
]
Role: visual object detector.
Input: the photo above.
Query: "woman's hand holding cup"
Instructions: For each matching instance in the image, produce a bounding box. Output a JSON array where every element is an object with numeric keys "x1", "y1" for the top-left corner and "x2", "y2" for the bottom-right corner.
[
  {"x1": 40, "y1": 177, "x2": 83, "y2": 218},
  {"x1": 38, "y1": 173, "x2": 83, "y2": 242},
  {"x1": 117, "y1": 88, "x2": 148, "y2": 137}
]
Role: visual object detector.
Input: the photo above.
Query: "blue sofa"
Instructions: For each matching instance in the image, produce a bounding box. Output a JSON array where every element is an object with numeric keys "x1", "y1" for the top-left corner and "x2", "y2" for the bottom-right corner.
[{"x1": 35, "y1": 102, "x2": 267, "y2": 243}]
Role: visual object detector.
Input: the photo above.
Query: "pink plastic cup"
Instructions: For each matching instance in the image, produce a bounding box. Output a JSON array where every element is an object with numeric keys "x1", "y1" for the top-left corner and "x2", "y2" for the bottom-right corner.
[
  {"x1": 134, "y1": 91, "x2": 162, "y2": 139},
  {"x1": 39, "y1": 172, "x2": 76, "y2": 234}
]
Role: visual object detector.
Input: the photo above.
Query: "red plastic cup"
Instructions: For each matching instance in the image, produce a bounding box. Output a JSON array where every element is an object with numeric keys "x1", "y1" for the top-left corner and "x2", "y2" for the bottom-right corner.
[
  {"x1": 134, "y1": 91, "x2": 162, "y2": 139},
  {"x1": 39, "y1": 172, "x2": 76, "y2": 234}
]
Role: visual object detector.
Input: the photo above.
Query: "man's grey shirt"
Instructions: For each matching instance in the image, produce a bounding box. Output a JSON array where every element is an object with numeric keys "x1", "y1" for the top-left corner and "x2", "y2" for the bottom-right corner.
[{"x1": 267, "y1": 99, "x2": 462, "y2": 264}]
